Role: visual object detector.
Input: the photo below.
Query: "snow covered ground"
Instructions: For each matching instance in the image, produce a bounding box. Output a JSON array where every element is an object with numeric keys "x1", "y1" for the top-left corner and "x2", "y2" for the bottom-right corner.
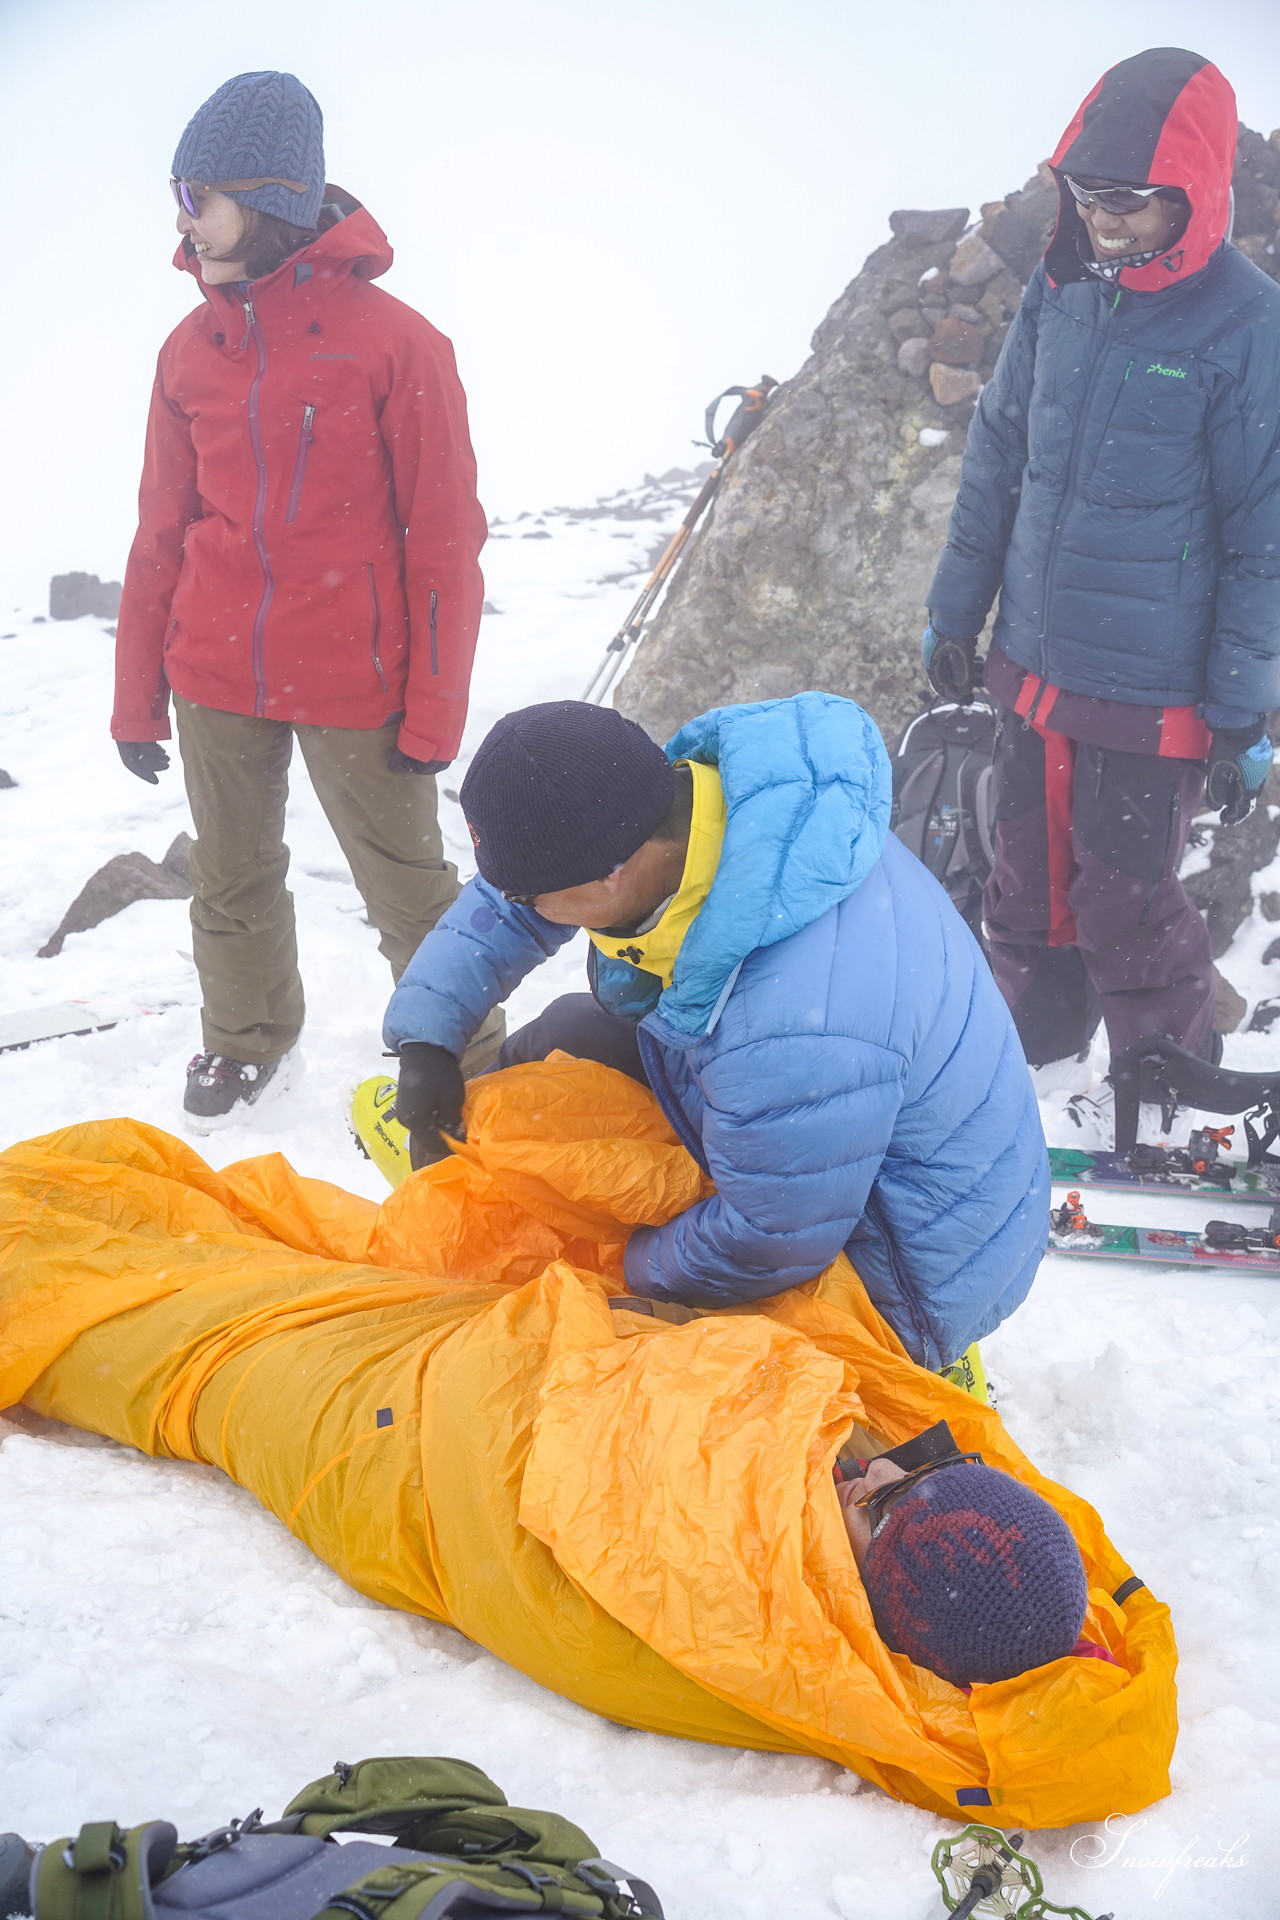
[{"x1": 2, "y1": 485, "x2": 1279, "y2": 1919}]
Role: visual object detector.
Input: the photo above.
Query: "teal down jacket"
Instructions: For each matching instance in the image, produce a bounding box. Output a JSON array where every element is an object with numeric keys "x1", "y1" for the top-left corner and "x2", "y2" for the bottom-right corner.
[{"x1": 384, "y1": 694, "x2": 1048, "y2": 1367}]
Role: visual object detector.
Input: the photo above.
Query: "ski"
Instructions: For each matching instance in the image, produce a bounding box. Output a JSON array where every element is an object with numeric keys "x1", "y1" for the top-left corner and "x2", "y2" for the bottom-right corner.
[
  {"x1": 1048, "y1": 1188, "x2": 1280, "y2": 1274},
  {"x1": 0, "y1": 1001, "x2": 118, "y2": 1054},
  {"x1": 1048, "y1": 1137, "x2": 1280, "y2": 1206}
]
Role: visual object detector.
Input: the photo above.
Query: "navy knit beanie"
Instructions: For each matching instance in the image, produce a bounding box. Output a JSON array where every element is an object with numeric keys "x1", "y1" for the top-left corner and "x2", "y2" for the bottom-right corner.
[
  {"x1": 861, "y1": 1464, "x2": 1088, "y2": 1688},
  {"x1": 173, "y1": 72, "x2": 325, "y2": 230},
  {"x1": 460, "y1": 702, "x2": 677, "y2": 896}
]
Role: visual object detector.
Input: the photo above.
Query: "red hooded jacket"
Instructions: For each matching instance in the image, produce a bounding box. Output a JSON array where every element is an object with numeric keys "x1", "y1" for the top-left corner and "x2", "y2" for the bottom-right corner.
[
  {"x1": 113, "y1": 192, "x2": 486, "y2": 761},
  {"x1": 1044, "y1": 46, "x2": 1236, "y2": 294}
]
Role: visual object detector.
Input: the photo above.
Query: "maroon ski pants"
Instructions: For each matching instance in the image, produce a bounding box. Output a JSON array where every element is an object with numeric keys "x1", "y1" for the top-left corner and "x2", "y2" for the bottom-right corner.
[{"x1": 984, "y1": 711, "x2": 1214, "y2": 1067}]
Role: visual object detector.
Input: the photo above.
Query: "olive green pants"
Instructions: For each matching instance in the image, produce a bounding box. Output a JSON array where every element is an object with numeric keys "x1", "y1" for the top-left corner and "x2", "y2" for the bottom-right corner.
[{"x1": 174, "y1": 698, "x2": 504, "y2": 1069}]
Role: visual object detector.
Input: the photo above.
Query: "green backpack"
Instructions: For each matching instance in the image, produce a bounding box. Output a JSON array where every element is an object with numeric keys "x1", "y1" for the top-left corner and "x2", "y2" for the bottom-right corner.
[{"x1": 25, "y1": 1759, "x2": 662, "y2": 1920}]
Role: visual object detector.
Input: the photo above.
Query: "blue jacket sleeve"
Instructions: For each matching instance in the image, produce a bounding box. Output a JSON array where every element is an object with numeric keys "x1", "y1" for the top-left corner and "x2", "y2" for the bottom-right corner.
[
  {"x1": 382, "y1": 877, "x2": 576, "y2": 1056},
  {"x1": 1204, "y1": 298, "x2": 1280, "y2": 717},
  {"x1": 926, "y1": 267, "x2": 1042, "y2": 641},
  {"x1": 623, "y1": 1034, "x2": 907, "y2": 1307}
]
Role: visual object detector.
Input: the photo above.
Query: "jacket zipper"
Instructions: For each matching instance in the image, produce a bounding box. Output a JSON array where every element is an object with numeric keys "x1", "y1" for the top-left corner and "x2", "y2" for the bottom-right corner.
[
  {"x1": 636, "y1": 1028, "x2": 709, "y2": 1172},
  {"x1": 429, "y1": 589, "x2": 439, "y2": 674},
  {"x1": 284, "y1": 404, "x2": 315, "y2": 524},
  {"x1": 367, "y1": 564, "x2": 388, "y2": 692},
  {"x1": 243, "y1": 295, "x2": 273, "y2": 718},
  {"x1": 1037, "y1": 286, "x2": 1124, "y2": 674},
  {"x1": 864, "y1": 1190, "x2": 934, "y2": 1367}
]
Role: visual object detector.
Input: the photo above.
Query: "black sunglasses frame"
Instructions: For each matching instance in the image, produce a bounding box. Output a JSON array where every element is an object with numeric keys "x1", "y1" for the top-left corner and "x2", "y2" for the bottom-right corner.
[{"x1": 850, "y1": 1449, "x2": 984, "y2": 1534}]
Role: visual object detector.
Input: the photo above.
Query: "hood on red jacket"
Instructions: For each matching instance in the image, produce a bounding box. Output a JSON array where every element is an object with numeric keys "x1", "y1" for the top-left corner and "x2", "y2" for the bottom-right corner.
[
  {"x1": 172, "y1": 184, "x2": 394, "y2": 291},
  {"x1": 1044, "y1": 47, "x2": 1237, "y2": 294}
]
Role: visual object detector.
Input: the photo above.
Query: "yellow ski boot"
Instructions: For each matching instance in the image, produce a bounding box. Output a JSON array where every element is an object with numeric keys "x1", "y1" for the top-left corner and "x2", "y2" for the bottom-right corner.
[
  {"x1": 939, "y1": 1341, "x2": 989, "y2": 1404},
  {"x1": 349, "y1": 1075, "x2": 411, "y2": 1189}
]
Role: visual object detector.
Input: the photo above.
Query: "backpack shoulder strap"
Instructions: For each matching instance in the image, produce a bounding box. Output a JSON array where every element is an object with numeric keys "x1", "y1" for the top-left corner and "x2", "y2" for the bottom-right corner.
[{"x1": 35, "y1": 1825, "x2": 177, "y2": 1920}]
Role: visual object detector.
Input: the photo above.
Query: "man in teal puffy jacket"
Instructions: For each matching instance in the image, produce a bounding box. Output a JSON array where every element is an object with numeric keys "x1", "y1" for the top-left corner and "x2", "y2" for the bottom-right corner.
[
  {"x1": 383, "y1": 694, "x2": 1048, "y2": 1370},
  {"x1": 925, "y1": 48, "x2": 1280, "y2": 1084}
]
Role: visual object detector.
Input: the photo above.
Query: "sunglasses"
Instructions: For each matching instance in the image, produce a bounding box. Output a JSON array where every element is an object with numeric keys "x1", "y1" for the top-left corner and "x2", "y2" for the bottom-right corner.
[
  {"x1": 170, "y1": 176, "x2": 308, "y2": 217},
  {"x1": 501, "y1": 889, "x2": 537, "y2": 907},
  {"x1": 1063, "y1": 175, "x2": 1172, "y2": 216},
  {"x1": 849, "y1": 1449, "x2": 984, "y2": 1533}
]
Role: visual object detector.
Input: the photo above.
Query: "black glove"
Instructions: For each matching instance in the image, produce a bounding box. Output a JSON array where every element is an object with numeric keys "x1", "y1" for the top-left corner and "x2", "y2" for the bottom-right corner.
[
  {"x1": 117, "y1": 740, "x2": 170, "y2": 785},
  {"x1": 388, "y1": 747, "x2": 451, "y2": 775},
  {"x1": 921, "y1": 622, "x2": 979, "y2": 704},
  {"x1": 391, "y1": 1041, "x2": 466, "y2": 1168},
  {"x1": 1205, "y1": 726, "x2": 1274, "y2": 828}
]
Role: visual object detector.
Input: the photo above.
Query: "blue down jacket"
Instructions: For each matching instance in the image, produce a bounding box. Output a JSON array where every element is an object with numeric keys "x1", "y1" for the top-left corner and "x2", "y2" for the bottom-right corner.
[
  {"x1": 385, "y1": 694, "x2": 1048, "y2": 1367},
  {"x1": 928, "y1": 251, "x2": 1280, "y2": 718}
]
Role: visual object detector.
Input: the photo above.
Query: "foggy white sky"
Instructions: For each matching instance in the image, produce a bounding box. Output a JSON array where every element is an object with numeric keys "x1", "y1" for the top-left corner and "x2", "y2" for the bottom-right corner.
[{"x1": 2, "y1": 0, "x2": 1278, "y2": 605}]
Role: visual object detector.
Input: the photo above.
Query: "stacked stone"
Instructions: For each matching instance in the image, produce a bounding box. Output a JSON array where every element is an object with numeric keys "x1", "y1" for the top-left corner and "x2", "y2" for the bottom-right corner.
[
  {"x1": 887, "y1": 166, "x2": 1056, "y2": 418},
  {"x1": 1229, "y1": 126, "x2": 1280, "y2": 278}
]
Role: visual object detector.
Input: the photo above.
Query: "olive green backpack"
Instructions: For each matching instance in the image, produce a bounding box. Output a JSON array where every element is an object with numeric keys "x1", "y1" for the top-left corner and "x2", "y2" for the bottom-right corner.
[{"x1": 22, "y1": 1758, "x2": 663, "y2": 1920}]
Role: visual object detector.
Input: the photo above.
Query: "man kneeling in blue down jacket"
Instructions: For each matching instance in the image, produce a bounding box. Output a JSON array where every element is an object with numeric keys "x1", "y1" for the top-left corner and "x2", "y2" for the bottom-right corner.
[{"x1": 383, "y1": 693, "x2": 1048, "y2": 1369}]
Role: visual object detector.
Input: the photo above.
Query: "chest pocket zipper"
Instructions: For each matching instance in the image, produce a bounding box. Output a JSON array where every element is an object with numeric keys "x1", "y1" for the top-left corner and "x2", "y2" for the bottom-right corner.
[
  {"x1": 285, "y1": 405, "x2": 315, "y2": 524},
  {"x1": 367, "y1": 564, "x2": 388, "y2": 692}
]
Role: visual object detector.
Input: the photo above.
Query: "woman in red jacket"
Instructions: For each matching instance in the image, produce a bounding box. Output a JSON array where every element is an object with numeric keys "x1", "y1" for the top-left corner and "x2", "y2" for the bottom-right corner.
[{"x1": 113, "y1": 70, "x2": 499, "y2": 1127}]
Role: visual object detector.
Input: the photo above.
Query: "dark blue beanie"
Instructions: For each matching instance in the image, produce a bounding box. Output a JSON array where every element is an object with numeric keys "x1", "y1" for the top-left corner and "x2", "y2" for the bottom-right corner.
[
  {"x1": 861, "y1": 1463, "x2": 1088, "y2": 1687},
  {"x1": 173, "y1": 72, "x2": 325, "y2": 230},
  {"x1": 460, "y1": 702, "x2": 676, "y2": 895}
]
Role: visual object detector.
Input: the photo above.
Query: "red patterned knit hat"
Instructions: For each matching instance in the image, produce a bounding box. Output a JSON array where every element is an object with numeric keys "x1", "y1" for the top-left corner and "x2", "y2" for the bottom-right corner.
[{"x1": 861, "y1": 1463, "x2": 1088, "y2": 1687}]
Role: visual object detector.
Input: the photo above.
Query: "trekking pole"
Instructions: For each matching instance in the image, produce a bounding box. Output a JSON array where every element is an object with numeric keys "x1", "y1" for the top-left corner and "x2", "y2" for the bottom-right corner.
[{"x1": 581, "y1": 376, "x2": 777, "y2": 704}]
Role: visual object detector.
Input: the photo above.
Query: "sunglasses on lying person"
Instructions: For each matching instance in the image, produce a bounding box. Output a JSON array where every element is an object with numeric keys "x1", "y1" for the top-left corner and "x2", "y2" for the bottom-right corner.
[
  {"x1": 1063, "y1": 175, "x2": 1175, "y2": 216},
  {"x1": 849, "y1": 1450, "x2": 985, "y2": 1531},
  {"x1": 170, "y1": 176, "x2": 310, "y2": 217},
  {"x1": 839, "y1": 1418, "x2": 984, "y2": 1530}
]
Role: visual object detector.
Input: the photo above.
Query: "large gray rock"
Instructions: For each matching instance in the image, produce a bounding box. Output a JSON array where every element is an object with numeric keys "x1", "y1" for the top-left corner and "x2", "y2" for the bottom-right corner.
[
  {"x1": 38, "y1": 833, "x2": 192, "y2": 958},
  {"x1": 617, "y1": 135, "x2": 1280, "y2": 749},
  {"x1": 613, "y1": 222, "x2": 992, "y2": 745},
  {"x1": 50, "y1": 572, "x2": 121, "y2": 620}
]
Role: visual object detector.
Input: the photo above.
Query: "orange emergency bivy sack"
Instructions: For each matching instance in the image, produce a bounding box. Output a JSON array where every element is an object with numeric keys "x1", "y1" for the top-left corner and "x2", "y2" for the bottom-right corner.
[{"x1": 0, "y1": 1056, "x2": 1176, "y2": 1828}]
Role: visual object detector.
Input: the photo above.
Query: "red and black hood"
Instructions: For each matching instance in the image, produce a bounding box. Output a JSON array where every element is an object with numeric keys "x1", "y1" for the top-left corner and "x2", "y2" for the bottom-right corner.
[{"x1": 1044, "y1": 47, "x2": 1237, "y2": 294}]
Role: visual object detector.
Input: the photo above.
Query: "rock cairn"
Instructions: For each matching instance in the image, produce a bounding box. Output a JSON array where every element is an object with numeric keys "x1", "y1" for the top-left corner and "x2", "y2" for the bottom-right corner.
[{"x1": 617, "y1": 129, "x2": 1280, "y2": 749}]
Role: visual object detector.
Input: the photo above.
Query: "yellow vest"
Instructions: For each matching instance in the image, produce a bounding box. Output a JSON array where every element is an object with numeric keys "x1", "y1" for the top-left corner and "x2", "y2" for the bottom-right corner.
[{"x1": 586, "y1": 762, "x2": 726, "y2": 989}]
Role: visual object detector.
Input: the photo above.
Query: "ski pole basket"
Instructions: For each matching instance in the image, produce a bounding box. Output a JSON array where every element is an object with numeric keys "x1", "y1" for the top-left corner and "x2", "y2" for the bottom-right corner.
[{"x1": 931, "y1": 1825, "x2": 1112, "y2": 1919}]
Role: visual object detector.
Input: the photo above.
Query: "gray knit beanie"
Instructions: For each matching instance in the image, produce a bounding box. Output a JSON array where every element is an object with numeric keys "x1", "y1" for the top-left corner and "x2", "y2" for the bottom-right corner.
[{"x1": 172, "y1": 72, "x2": 325, "y2": 229}]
